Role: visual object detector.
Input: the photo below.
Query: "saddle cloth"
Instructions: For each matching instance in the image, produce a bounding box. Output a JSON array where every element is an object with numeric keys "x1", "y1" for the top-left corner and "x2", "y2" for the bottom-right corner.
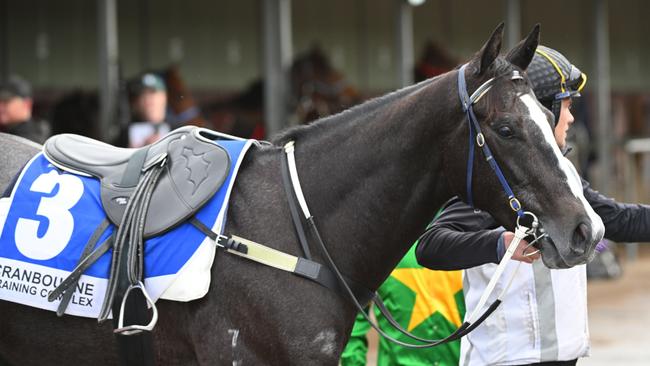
[{"x1": 0, "y1": 137, "x2": 254, "y2": 318}]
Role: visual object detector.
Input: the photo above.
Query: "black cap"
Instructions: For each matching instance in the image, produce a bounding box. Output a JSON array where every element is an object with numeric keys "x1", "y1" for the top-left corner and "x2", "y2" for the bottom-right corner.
[
  {"x1": 527, "y1": 46, "x2": 586, "y2": 124},
  {"x1": 0, "y1": 75, "x2": 32, "y2": 100},
  {"x1": 128, "y1": 73, "x2": 166, "y2": 98},
  {"x1": 527, "y1": 46, "x2": 586, "y2": 103}
]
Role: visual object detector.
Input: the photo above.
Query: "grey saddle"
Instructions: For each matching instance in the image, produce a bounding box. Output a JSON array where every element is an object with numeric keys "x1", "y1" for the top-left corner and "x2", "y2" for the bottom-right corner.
[{"x1": 43, "y1": 126, "x2": 231, "y2": 237}]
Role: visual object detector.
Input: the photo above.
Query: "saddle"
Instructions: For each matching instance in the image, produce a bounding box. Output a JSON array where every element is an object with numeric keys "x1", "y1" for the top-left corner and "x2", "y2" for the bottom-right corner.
[
  {"x1": 42, "y1": 126, "x2": 238, "y2": 365},
  {"x1": 44, "y1": 125, "x2": 232, "y2": 332},
  {"x1": 44, "y1": 126, "x2": 231, "y2": 237}
]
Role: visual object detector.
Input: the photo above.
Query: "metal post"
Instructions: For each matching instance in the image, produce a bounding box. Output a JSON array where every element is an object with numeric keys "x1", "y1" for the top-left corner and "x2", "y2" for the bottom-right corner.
[
  {"x1": 594, "y1": 0, "x2": 611, "y2": 196},
  {"x1": 0, "y1": 0, "x2": 8, "y2": 82},
  {"x1": 97, "y1": 0, "x2": 120, "y2": 142},
  {"x1": 623, "y1": 151, "x2": 639, "y2": 261},
  {"x1": 504, "y1": 0, "x2": 521, "y2": 49},
  {"x1": 262, "y1": 0, "x2": 292, "y2": 137},
  {"x1": 357, "y1": 0, "x2": 370, "y2": 91},
  {"x1": 396, "y1": 0, "x2": 414, "y2": 87},
  {"x1": 138, "y1": 0, "x2": 150, "y2": 70}
]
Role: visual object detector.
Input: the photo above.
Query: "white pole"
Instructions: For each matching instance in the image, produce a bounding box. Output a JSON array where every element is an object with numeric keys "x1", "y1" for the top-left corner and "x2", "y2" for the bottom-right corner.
[
  {"x1": 97, "y1": 0, "x2": 120, "y2": 142},
  {"x1": 0, "y1": 0, "x2": 8, "y2": 82},
  {"x1": 262, "y1": 0, "x2": 293, "y2": 137},
  {"x1": 594, "y1": 0, "x2": 611, "y2": 195},
  {"x1": 504, "y1": 0, "x2": 521, "y2": 49},
  {"x1": 396, "y1": 0, "x2": 414, "y2": 87}
]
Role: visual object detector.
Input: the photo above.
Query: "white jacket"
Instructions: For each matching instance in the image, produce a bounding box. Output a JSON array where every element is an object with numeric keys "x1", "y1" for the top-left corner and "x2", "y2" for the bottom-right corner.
[{"x1": 460, "y1": 260, "x2": 589, "y2": 365}]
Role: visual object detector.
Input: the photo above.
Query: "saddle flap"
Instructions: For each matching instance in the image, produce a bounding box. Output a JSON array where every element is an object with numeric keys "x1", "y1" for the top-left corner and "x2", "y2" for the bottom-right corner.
[{"x1": 100, "y1": 129, "x2": 231, "y2": 237}]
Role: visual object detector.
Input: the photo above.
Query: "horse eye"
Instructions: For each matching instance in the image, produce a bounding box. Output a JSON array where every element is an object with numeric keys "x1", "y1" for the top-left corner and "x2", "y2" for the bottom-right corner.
[{"x1": 497, "y1": 125, "x2": 514, "y2": 138}]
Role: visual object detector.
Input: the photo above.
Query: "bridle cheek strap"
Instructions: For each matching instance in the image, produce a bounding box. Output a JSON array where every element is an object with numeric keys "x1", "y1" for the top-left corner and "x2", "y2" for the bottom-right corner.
[{"x1": 457, "y1": 63, "x2": 524, "y2": 217}]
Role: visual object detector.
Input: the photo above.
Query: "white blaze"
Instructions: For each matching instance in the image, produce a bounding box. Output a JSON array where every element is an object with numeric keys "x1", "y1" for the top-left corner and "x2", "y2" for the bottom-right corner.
[{"x1": 519, "y1": 94, "x2": 604, "y2": 238}]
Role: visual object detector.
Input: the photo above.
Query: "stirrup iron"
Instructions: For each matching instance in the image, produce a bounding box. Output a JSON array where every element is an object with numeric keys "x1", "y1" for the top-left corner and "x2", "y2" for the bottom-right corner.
[{"x1": 113, "y1": 282, "x2": 158, "y2": 336}]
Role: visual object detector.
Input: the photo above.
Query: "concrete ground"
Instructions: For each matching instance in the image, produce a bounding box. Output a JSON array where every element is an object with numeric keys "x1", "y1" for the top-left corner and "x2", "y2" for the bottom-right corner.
[{"x1": 581, "y1": 251, "x2": 650, "y2": 365}]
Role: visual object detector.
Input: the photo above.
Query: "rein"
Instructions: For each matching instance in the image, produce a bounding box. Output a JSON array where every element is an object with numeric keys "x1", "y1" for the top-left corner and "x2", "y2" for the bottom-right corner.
[
  {"x1": 277, "y1": 65, "x2": 547, "y2": 348},
  {"x1": 98, "y1": 63, "x2": 546, "y2": 349},
  {"x1": 281, "y1": 142, "x2": 545, "y2": 348}
]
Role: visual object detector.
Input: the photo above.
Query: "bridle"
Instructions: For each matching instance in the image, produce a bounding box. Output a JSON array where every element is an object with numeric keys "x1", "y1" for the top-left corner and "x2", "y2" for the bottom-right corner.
[
  {"x1": 458, "y1": 63, "x2": 525, "y2": 217},
  {"x1": 280, "y1": 63, "x2": 547, "y2": 348}
]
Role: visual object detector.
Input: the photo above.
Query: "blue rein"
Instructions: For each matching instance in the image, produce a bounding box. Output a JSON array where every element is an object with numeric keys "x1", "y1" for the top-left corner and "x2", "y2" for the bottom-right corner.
[{"x1": 457, "y1": 63, "x2": 524, "y2": 218}]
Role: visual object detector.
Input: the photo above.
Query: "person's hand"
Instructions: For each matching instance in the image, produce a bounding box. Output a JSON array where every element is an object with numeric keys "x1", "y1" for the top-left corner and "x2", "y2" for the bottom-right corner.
[{"x1": 502, "y1": 231, "x2": 540, "y2": 263}]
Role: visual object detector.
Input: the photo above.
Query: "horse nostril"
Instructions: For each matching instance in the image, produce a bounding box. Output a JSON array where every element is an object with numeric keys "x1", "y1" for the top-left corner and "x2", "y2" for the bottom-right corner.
[{"x1": 571, "y1": 222, "x2": 589, "y2": 255}]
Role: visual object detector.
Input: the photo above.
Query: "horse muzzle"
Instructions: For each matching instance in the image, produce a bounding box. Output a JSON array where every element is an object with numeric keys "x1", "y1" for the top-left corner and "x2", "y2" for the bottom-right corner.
[{"x1": 535, "y1": 214, "x2": 605, "y2": 269}]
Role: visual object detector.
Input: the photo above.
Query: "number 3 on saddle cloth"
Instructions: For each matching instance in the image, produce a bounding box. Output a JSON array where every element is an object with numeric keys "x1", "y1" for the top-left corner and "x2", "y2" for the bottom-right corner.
[{"x1": 0, "y1": 130, "x2": 254, "y2": 319}]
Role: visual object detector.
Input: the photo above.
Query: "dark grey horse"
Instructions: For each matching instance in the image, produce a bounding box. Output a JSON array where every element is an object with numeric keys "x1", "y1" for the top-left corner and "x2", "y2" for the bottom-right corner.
[
  {"x1": 0, "y1": 134, "x2": 41, "y2": 190},
  {"x1": 0, "y1": 25, "x2": 603, "y2": 365}
]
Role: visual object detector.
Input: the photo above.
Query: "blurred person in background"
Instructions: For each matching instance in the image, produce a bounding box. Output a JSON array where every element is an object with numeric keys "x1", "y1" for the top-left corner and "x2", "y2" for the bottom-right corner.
[
  {"x1": 416, "y1": 45, "x2": 650, "y2": 366},
  {"x1": 0, "y1": 75, "x2": 49, "y2": 144},
  {"x1": 126, "y1": 72, "x2": 170, "y2": 147}
]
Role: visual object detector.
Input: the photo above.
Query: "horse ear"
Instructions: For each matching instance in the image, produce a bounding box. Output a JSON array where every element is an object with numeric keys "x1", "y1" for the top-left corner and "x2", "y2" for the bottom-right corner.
[
  {"x1": 506, "y1": 24, "x2": 540, "y2": 70},
  {"x1": 475, "y1": 22, "x2": 505, "y2": 76}
]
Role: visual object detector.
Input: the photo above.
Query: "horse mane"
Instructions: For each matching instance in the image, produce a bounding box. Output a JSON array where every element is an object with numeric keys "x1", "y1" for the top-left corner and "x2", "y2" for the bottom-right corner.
[{"x1": 272, "y1": 73, "x2": 447, "y2": 145}]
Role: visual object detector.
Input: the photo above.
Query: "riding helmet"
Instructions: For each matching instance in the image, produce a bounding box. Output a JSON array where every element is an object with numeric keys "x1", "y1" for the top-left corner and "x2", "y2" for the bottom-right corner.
[{"x1": 526, "y1": 45, "x2": 586, "y2": 125}]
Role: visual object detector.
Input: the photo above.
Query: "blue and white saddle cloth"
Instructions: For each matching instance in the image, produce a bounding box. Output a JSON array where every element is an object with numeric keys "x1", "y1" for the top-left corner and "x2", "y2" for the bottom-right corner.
[{"x1": 0, "y1": 137, "x2": 254, "y2": 318}]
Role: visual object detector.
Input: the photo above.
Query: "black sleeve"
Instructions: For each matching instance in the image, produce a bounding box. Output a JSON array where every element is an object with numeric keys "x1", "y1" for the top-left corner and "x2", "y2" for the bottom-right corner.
[
  {"x1": 583, "y1": 179, "x2": 650, "y2": 242},
  {"x1": 415, "y1": 198, "x2": 506, "y2": 271}
]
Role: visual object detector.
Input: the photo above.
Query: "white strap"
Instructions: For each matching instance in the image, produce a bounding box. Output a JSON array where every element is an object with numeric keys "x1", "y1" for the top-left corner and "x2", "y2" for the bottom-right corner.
[
  {"x1": 466, "y1": 224, "x2": 529, "y2": 324},
  {"x1": 469, "y1": 77, "x2": 495, "y2": 104},
  {"x1": 470, "y1": 70, "x2": 522, "y2": 105},
  {"x1": 225, "y1": 235, "x2": 299, "y2": 273},
  {"x1": 284, "y1": 141, "x2": 312, "y2": 219}
]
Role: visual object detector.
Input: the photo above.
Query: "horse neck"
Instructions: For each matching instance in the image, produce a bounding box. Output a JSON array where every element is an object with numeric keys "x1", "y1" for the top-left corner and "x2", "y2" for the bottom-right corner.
[{"x1": 287, "y1": 73, "x2": 458, "y2": 291}]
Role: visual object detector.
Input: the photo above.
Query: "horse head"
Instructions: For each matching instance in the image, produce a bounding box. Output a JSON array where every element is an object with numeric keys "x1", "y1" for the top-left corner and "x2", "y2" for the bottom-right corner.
[
  {"x1": 442, "y1": 23, "x2": 604, "y2": 269},
  {"x1": 289, "y1": 46, "x2": 362, "y2": 123}
]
